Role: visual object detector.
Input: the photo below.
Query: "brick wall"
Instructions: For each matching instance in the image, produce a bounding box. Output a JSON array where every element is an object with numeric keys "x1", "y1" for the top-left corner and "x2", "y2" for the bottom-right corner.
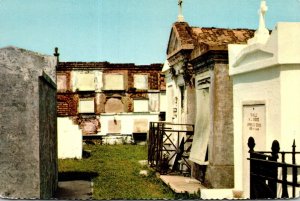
[{"x1": 57, "y1": 94, "x2": 79, "y2": 116}]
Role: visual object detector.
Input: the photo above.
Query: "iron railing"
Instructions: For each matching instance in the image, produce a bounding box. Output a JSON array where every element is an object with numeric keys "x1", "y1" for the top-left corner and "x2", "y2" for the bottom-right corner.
[
  {"x1": 247, "y1": 137, "x2": 300, "y2": 199},
  {"x1": 148, "y1": 122, "x2": 194, "y2": 175}
]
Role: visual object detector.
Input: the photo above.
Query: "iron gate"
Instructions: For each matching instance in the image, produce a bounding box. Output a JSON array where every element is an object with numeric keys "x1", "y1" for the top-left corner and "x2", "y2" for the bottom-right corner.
[{"x1": 148, "y1": 122, "x2": 194, "y2": 175}]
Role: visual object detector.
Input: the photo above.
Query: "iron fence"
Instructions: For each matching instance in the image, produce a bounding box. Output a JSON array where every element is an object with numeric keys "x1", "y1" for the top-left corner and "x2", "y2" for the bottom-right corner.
[
  {"x1": 148, "y1": 121, "x2": 194, "y2": 175},
  {"x1": 247, "y1": 137, "x2": 300, "y2": 199}
]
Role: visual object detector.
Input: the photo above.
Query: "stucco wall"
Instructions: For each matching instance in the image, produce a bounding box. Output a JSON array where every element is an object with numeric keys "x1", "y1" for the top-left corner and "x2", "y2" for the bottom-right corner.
[
  {"x1": 58, "y1": 117, "x2": 82, "y2": 159},
  {"x1": 232, "y1": 65, "x2": 281, "y2": 197},
  {"x1": 191, "y1": 61, "x2": 234, "y2": 188},
  {"x1": 229, "y1": 23, "x2": 300, "y2": 198},
  {"x1": 100, "y1": 113, "x2": 159, "y2": 135},
  {"x1": 0, "y1": 74, "x2": 40, "y2": 198},
  {"x1": 39, "y1": 75, "x2": 58, "y2": 199},
  {"x1": 0, "y1": 46, "x2": 57, "y2": 199},
  {"x1": 279, "y1": 64, "x2": 300, "y2": 151},
  {"x1": 204, "y1": 63, "x2": 234, "y2": 188}
]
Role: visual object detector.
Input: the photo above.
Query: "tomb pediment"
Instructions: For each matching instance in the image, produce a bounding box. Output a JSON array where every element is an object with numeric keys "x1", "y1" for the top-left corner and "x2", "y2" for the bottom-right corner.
[
  {"x1": 166, "y1": 22, "x2": 194, "y2": 58},
  {"x1": 232, "y1": 46, "x2": 274, "y2": 68},
  {"x1": 167, "y1": 30, "x2": 179, "y2": 56}
]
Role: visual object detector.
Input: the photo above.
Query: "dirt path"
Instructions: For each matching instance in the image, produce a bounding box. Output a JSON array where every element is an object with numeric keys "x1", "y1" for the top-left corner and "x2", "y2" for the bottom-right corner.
[{"x1": 54, "y1": 180, "x2": 92, "y2": 200}]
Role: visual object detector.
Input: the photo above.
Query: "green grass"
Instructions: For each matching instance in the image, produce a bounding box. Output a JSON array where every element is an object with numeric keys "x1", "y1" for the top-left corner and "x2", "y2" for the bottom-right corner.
[{"x1": 58, "y1": 144, "x2": 175, "y2": 199}]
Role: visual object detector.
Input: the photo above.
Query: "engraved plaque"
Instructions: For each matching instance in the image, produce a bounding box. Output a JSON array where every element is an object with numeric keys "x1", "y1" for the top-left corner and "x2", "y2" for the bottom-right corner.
[
  {"x1": 243, "y1": 104, "x2": 266, "y2": 138},
  {"x1": 242, "y1": 104, "x2": 266, "y2": 197}
]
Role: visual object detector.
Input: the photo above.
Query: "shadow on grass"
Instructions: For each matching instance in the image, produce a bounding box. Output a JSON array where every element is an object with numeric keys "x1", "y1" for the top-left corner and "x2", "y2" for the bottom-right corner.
[{"x1": 58, "y1": 171, "x2": 99, "y2": 181}]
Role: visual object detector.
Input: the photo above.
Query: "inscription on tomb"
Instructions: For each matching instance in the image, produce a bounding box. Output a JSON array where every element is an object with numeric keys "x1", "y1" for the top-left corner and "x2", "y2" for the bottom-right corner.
[{"x1": 243, "y1": 104, "x2": 265, "y2": 135}]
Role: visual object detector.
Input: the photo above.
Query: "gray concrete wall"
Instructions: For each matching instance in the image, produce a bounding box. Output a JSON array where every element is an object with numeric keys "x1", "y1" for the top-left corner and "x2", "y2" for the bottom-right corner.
[
  {"x1": 186, "y1": 86, "x2": 196, "y2": 125},
  {"x1": 39, "y1": 74, "x2": 58, "y2": 199},
  {"x1": 205, "y1": 63, "x2": 234, "y2": 188},
  {"x1": 0, "y1": 46, "x2": 57, "y2": 199}
]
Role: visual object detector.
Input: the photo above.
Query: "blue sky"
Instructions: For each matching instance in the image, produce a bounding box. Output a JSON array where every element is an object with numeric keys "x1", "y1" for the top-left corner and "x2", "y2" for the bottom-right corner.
[{"x1": 0, "y1": 0, "x2": 299, "y2": 64}]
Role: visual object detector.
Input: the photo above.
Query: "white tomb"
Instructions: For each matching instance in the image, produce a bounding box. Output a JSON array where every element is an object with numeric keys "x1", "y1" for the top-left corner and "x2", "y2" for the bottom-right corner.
[{"x1": 229, "y1": 19, "x2": 300, "y2": 198}]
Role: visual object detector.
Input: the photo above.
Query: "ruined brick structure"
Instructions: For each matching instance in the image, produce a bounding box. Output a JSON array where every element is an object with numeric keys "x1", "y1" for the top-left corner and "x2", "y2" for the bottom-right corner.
[
  {"x1": 57, "y1": 61, "x2": 166, "y2": 145},
  {"x1": 163, "y1": 21, "x2": 254, "y2": 188}
]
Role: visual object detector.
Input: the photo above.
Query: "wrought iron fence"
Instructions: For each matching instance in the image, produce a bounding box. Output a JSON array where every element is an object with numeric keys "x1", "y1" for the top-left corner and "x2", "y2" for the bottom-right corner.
[
  {"x1": 247, "y1": 137, "x2": 300, "y2": 199},
  {"x1": 148, "y1": 122, "x2": 194, "y2": 175}
]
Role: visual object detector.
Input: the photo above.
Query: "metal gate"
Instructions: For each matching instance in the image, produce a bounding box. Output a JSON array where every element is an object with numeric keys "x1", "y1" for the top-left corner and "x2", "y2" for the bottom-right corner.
[{"x1": 148, "y1": 122, "x2": 194, "y2": 175}]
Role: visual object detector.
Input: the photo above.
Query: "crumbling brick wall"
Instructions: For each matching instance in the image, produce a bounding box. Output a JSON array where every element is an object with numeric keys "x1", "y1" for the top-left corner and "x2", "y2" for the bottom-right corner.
[
  {"x1": 56, "y1": 62, "x2": 164, "y2": 136},
  {"x1": 57, "y1": 94, "x2": 79, "y2": 116}
]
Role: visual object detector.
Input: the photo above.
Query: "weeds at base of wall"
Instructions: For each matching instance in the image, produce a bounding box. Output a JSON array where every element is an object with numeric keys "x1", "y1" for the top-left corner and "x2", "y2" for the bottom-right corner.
[{"x1": 174, "y1": 189, "x2": 201, "y2": 200}]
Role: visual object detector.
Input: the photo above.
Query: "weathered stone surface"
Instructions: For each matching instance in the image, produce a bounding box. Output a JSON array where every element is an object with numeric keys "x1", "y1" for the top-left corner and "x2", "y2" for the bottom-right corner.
[
  {"x1": 79, "y1": 118, "x2": 100, "y2": 135},
  {"x1": 0, "y1": 46, "x2": 57, "y2": 199},
  {"x1": 78, "y1": 98, "x2": 95, "y2": 113},
  {"x1": 205, "y1": 165, "x2": 234, "y2": 188},
  {"x1": 56, "y1": 61, "x2": 165, "y2": 141},
  {"x1": 108, "y1": 120, "x2": 121, "y2": 133},
  {"x1": 133, "y1": 119, "x2": 148, "y2": 133},
  {"x1": 105, "y1": 98, "x2": 124, "y2": 113},
  {"x1": 133, "y1": 99, "x2": 149, "y2": 112},
  {"x1": 57, "y1": 74, "x2": 67, "y2": 92},
  {"x1": 104, "y1": 74, "x2": 124, "y2": 90},
  {"x1": 39, "y1": 75, "x2": 58, "y2": 198},
  {"x1": 134, "y1": 74, "x2": 148, "y2": 89},
  {"x1": 148, "y1": 93, "x2": 159, "y2": 112},
  {"x1": 210, "y1": 63, "x2": 233, "y2": 166}
]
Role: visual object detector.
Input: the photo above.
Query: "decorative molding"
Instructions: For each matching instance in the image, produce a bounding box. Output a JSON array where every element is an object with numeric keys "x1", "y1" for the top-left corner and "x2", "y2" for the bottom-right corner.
[{"x1": 233, "y1": 48, "x2": 274, "y2": 68}]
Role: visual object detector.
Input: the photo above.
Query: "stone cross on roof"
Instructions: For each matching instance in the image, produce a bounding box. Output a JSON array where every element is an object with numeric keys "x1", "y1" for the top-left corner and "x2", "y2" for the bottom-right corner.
[
  {"x1": 177, "y1": 0, "x2": 185, "y2": 22},
  {"x1": 248, "y1": 0, "x2": 270, "y2": 44}
]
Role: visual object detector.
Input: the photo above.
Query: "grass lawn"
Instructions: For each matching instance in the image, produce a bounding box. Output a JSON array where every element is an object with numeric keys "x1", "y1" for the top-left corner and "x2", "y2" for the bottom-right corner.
[{"x1": 58, "y1": 144, "x2": 175, "y2": 199}]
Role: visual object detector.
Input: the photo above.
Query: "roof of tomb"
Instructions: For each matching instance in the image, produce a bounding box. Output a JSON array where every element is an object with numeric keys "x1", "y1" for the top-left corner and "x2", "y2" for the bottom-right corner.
[{"x1": 166, "y1": 22, "x2": 255, "y2": 60}]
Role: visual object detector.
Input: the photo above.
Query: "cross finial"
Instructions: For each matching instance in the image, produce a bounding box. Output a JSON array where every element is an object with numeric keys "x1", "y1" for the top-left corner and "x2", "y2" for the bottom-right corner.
[
  {"x1": 54, "y1": 47, "x2": 60, "y2": 63},
  {"x1": 177, "y1": 0, "x2": 184, "y2": 22},
  {"x1": 248, "y1": 0, "x2": 270, "y2": 44}
]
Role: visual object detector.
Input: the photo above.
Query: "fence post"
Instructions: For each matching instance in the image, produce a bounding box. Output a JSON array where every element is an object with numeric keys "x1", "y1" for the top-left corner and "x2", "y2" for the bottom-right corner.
[
  {"x1": 281, "y1": 152, "x2": 289, "y2": 198},
  {"x1": 268, "y1": 140, "x2": 280, "y2": 198},
  {"x1": 155, "y1": 122, "x2": 160, "y2": 171},
  {"x1": 248, "y1": 137, "x2": 256, "y2": 199},
  {"x1": 148, "y1": 122, "x2": 152, "y2": 165},
  {"x1": 292, "y1": 139, "x2": 296, "y2": 198}
]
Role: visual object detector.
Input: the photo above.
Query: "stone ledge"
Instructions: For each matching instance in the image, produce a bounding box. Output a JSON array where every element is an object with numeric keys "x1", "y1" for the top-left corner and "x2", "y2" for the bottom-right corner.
[{"x1": 160, "y1": 175, "x2": 203, "y2": 194}]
